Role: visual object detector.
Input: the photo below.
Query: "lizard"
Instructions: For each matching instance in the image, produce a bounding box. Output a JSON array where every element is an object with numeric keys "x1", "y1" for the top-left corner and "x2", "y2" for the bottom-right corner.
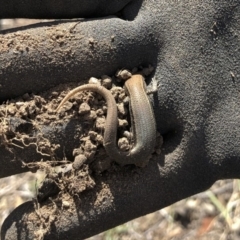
[{"x1": 56, "y1": 74, "x2": 157, "y2": 167}]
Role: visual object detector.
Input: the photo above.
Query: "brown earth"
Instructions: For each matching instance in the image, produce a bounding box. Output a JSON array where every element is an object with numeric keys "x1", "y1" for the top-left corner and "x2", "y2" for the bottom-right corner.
[{"x1": 0, "y1": 61, "x2": 160, "y2": 239}]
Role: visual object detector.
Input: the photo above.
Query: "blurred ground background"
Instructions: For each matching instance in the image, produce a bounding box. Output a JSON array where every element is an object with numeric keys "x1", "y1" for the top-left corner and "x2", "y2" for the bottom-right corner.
[
  {"x1": 1, "y1": 19, "x2": 240, "y2": 240},
  {"x1": 1, "y1": 171, "x2": 239, "y2": 240}
]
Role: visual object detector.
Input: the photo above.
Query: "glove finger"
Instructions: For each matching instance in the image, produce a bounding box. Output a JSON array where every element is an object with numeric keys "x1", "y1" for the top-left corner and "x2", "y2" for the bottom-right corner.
[{"x1": 0, "y1": 10, "x2": 159, "y2": 101}]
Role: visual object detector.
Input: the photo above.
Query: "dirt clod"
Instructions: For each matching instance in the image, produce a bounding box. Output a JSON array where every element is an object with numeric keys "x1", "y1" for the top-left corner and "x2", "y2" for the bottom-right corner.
[
  {"x1": 118, "y1": 137, "x2": 130, "y2": 151},
  {"x1": 101, "y1": 75, "x2": 112, "y2": 89},
  {"x1": 79, "y1": 102, "x2": 91, "y2": 114},
  {"x1": 73, "y1": 154, "x2": 87, "y2": 170},
  {"x1": 0, "y1": 66, "x2": 162, "y2": 239},
  {"x1": 116, "y1": 69, "x2": 132, "y2": 80}
]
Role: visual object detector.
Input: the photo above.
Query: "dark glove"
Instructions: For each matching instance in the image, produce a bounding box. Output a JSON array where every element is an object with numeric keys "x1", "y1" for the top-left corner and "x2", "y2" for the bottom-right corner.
[{"x1": 1, "y1": 0, "x2": 240, "y2": 239}]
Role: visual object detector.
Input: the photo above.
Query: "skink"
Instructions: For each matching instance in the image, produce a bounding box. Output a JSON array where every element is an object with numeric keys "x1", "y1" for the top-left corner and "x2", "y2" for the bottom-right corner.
[{"x1": 56, "y1": 74, "x2": 156, "y2": 167}]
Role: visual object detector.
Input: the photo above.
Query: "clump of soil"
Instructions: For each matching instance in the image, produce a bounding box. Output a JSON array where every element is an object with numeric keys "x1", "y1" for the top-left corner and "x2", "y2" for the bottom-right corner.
[
  {"x1": 0, "y1": 65, "x2": 162, "y2": 239},
  {"x1": 0, "y1": 65, "x2": 161, "y2": 173}
]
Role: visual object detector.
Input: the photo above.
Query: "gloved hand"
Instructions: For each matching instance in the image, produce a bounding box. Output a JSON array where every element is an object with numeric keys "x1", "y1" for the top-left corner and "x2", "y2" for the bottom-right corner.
[{"x1": 1, "y1": 0, "x2": 240, "y2": 239}]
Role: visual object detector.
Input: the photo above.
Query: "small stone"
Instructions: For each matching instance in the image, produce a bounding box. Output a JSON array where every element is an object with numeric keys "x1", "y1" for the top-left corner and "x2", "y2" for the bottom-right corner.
[
  {"x1": 118, "y1": 119, "x2": 128, "y2": 128},
  {"x1": 118, "y1": 137, "x2": 130, "y2": 151},
  {"x1": 110, "y1": 87, "x2": 123, "y2": 100},
  {"x1": 51, "y1": 91, "x2": 59, "y2": 98},
  {"x1": 202, "y1": 202, "x2": 215, "y2": 215},
  {"x1": 7, "y1": 105, "x2": 16, "y2": 115},
  {"x1": 95, "y1": 117, "x2": 106, "y2": 130},
  {"x1": 62, "y1": 200, "x2": 70, "y2": 208},
  {"x1": 96, "y1": 134, "x2": 103, "y2": 144},
  {"x1": 78, "y1": 102, "x2": 91, "y2": 115},
  {"x1": 89, "y1": 77, "x2": 101, "y2": 85},
  {"x1": 15, "y1": 102, "x2": 24, "y2": 108},
  {"x1": 101, "y1": 75, "x2": 112, "y2": 89},
  {"x1": 73, "y1": 154, "x2": 87, "y2": 170},
  {"x1": 116, "y1": 69, "x2": 132, "y2": 80},
  {"x1": 123, "y1": 131, "x2": 132, "y2": 140}
]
